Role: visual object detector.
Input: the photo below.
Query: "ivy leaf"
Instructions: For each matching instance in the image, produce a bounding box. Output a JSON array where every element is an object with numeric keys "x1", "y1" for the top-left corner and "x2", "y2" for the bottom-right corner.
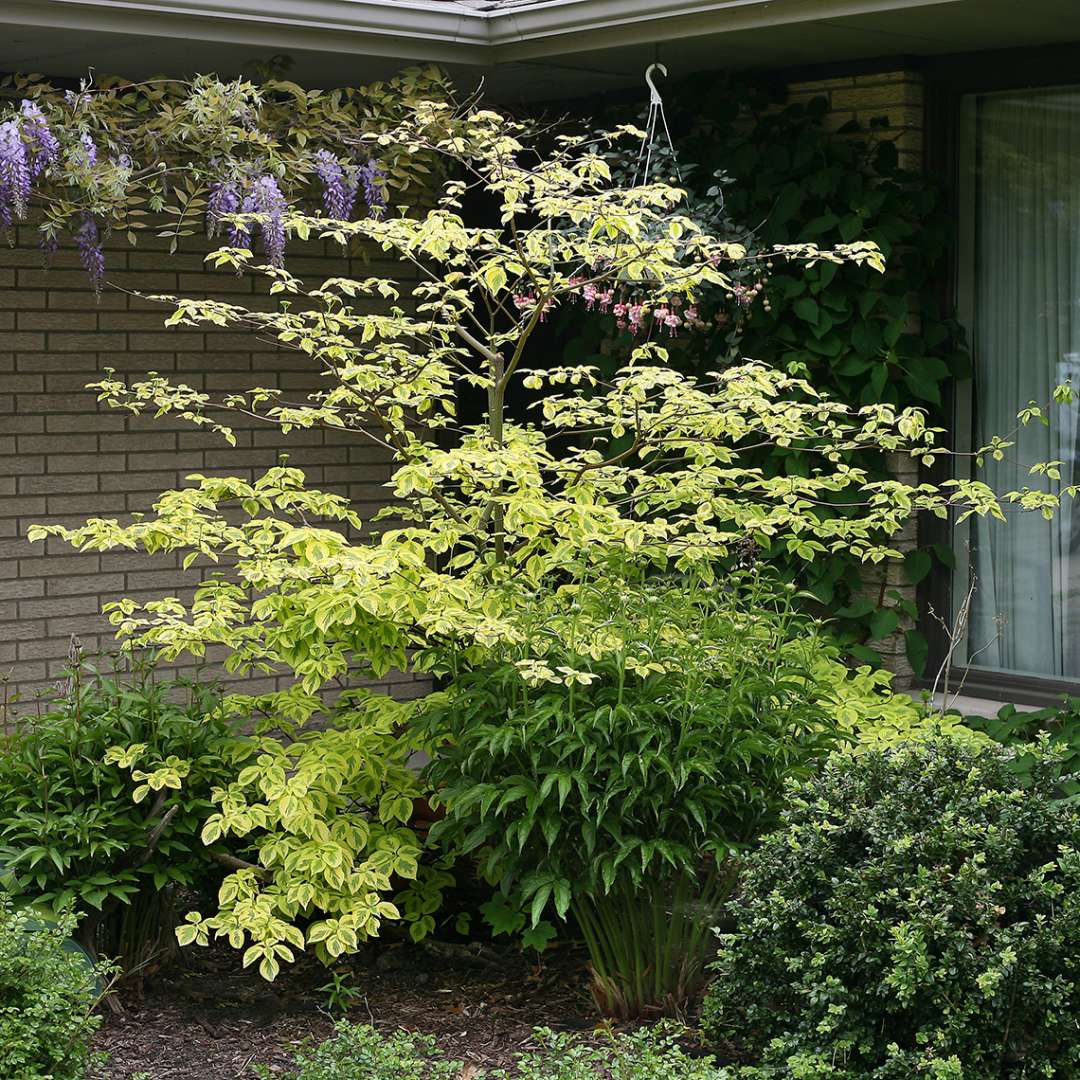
[
  {"x1": 868, "y1": 608, "x2": 900, "y2": 641},
  {"x1": 905, "y1": 629, "x2": 930, "y2": 679},
  {"x1": 904, "y1": 549, "x2": 933, "y2": 585},
  {"x1": 521, "y1": 921, "x2": 557, "y2": 954},
  {"x1": 793, "y1": 297, "x2": 819, "y2": 325}
]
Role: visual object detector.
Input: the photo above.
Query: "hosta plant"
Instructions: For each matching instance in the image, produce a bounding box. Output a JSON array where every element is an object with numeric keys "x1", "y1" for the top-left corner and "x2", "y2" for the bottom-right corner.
[{"x1": 28, "y1": 86, "x2": 1078, "y2": 978}]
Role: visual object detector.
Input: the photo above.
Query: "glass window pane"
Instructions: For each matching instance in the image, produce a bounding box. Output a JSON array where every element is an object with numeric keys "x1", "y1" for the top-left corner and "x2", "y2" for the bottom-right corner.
[{"x1": 959, "y1": 87, "x2": 1080, "y2": 679}]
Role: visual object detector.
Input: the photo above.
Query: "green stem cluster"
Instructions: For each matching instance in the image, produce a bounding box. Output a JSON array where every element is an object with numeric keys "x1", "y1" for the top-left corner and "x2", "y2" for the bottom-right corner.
[{"x1": 572, "y1": 864, "x2": 733, "y2": 1018}]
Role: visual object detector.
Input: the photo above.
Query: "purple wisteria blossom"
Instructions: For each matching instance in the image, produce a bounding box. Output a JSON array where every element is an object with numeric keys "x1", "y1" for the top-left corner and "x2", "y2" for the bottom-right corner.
[
  {"x1": 358, "y1": 159, "x2": 386, "y2": 216},
  {"x1": 79, "y1": 132, "x2": 98, "y2": 167},
  {"x1": 312, "y1": 149, "x2": 357, "y2": 222},
  {"x1": 74, "y1": 213, "x2": 105, "y2": 294},
  {"x1": 0, "y1": 118, "x2": 31, "y2": 227},
  {"x1": 207, "y1": 180, "x2": 243, "y2": 242},
  {"x1": 20, "y1": 100, "x2": 59, "y2": 178},
  {"x1": 241, "y1": 174, "x2": 288, "y2": 266}
]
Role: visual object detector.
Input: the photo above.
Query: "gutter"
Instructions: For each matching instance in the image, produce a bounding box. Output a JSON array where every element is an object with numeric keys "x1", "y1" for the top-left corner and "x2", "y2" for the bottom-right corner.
[{"x1": 3, "y1": 0, "x2": 964, "y2": 64}]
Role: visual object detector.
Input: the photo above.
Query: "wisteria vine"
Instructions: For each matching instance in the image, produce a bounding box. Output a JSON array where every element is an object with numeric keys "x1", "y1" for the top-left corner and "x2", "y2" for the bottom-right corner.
[{"x1": 0, "y1": 91, "x2": 392, "y2": 290}]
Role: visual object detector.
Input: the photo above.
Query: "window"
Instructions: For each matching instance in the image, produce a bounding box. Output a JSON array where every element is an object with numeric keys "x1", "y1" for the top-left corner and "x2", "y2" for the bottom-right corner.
[{"x1": 955, "y1": 86, "x2": 1080, "y2": 682}]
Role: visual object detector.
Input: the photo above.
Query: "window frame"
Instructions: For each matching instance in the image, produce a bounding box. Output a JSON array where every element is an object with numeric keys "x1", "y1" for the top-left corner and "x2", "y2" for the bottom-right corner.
[{"x1": 920, "y1": 42, "x2": 1080, "y2": 706}]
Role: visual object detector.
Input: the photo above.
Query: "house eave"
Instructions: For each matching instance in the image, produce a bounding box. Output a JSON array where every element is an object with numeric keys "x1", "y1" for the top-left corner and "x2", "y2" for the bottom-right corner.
[{"x1": 3, "y1": 0, "x2": 965, "y2": 65}]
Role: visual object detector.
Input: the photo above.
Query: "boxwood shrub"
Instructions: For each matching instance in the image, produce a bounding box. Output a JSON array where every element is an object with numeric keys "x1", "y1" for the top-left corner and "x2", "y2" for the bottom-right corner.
[
  {"x1": 0, "y1": 899, "x2": 106, "y2": 1080},
  {"x1": 702, "y1": 737, "x2": 1080, "y2": 1079}
]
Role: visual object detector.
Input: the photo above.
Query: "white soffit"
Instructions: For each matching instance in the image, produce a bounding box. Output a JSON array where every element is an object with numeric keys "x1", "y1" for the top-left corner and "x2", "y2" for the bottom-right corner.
[{"x1": 1, "y1": 0, "x2": 965, "y2": 63}]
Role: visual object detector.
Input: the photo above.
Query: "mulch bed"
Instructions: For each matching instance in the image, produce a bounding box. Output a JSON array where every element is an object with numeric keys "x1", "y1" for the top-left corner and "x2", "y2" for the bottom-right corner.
[{"x1": 90, "y1": 939, "x2": 599, "y2": 1079}]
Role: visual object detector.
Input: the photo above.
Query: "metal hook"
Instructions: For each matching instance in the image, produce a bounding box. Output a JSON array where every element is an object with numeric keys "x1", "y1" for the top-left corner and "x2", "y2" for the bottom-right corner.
[{"x1": 644, "y1": 62, "x2": 667, "y2": 106}]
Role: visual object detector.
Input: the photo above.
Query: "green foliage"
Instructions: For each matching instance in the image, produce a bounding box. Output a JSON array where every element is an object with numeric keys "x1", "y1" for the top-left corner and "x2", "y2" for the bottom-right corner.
[
  {"x1": 0, "y1": 654, "x2": 235, "y2": 971},
  {"x1": 264, "y1": 1021, "x2": 721, "y2": 1080},
  {"x1": 262, "y1": 1021, "x2": 461, "y2": 1080},
  {"x1": 702, "y1": 738, "x2": 1080, "y2": 1078},
  {"x1": 958, "y1": 697, "x2": 1080, "y2": 797},
  {"x1": 176, "y1": 687, "x2": 438, "y2": 980},
  {"x1": 2, "y1": 66, "x2": 446, "y2": 252},
  {"x1": 0, "y1": 898, "x2": 109, "y2": 1080},
  {"x1": 582, "y1": 81, "x2": 970, "y2": 672},
  {"x1": 418, "y1": 573, "x2": 838, "y2": 1016},
  {"x1": 498, "y1": 1027, "x2": 721, "y2": 1080},
  {"x1": 30, "y1": 84, "x2": 1074, "y2": 979},
  {"x1": 316, "y1": 969, "x2": 364, "y2": 1014}
]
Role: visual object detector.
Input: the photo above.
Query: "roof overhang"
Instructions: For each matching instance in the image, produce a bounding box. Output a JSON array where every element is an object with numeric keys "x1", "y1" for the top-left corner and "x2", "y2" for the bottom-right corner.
[
  {"x1": 0, "y1": 0, "x2": 969, "y2": 65},
  {"x1": 2, "y1": 0, "x2": 1078, "y2": 98}
]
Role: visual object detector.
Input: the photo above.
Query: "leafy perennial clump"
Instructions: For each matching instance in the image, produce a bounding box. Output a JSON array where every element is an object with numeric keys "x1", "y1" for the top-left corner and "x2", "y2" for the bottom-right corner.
[
  {"x1": 703, "y1": 738, "x2": 1080, "y2": 1079},
  {"x1": 26, "y1": 83, "x2": 1080, "y2": 987}
]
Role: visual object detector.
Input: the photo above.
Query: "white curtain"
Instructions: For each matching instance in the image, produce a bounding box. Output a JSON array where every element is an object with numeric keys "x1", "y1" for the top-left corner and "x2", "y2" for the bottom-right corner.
[{"x1": 967, "y1": 88, "x2": 1080, "y2": 677}]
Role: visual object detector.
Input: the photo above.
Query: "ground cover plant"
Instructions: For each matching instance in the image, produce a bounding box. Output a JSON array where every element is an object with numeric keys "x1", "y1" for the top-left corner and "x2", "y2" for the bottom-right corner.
[
  {"x1": 12, "y1": 69, "x2": 1080, "y2": 1029},
  {"x1": 265, "y1": 1020, "x2": 722, "y2": 1080},
  {"x1": 0, "y1": 898, "x2": 110, "y2": 1080},
  {"x1": 703, "y1": 738, "x2": 1080, "y2": 1078},
  {"x1": 0, "y1": 650, "x2": 236, "y2": 973}
]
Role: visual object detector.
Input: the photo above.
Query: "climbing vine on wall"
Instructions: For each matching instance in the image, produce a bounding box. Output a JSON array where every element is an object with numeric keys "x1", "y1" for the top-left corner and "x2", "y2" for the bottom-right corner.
[
  {"x1": 559, "y1": 79, "x2": 966, "y2": 676},
  {"x1": 0, "y1": 65, "x2": 447, "y2": 287}
]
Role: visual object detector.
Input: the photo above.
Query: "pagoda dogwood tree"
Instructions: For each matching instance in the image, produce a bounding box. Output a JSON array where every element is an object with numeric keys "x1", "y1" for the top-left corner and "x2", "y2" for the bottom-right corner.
[{"x1": 28, "y1": 91, "x2": 1076, "y2": 979}]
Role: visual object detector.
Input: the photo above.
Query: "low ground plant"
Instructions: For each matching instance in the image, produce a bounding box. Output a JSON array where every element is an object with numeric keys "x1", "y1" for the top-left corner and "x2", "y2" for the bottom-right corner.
[
  {"x1": 0, "y1": 897, "x2": 110, "y2": 1080},
  {"x1": 703, "y1": 737, "x2": 1080, "y2": 1078},
  {"x1": 264, "y1": 1021, "x2": 720, "y2": 1080}
]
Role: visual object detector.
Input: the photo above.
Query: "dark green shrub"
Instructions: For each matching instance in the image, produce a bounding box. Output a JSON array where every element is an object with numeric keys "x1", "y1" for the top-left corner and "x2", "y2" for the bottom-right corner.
[
  {"x1": 418, "y1": 574, "x2": 838, "y2": 1017},
  {"x1": 0, "y1": 652, "x2": 238, "y2": 973},
  {"x1": 0, "y1": 898, "x2": 108, "y2": 1080},
  {"x1": 702, "y1": 738, "x2": 1080, "y2": 1078}
]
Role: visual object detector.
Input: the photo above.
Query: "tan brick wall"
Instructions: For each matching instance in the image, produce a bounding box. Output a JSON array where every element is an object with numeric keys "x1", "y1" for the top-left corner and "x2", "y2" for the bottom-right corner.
[
  {"x1": 0, "y1": 227, "x2": 430, "y2": 714},
  {"x1": 787, "y1": 67, "x2": 927, "y2": 686},
  {"x1": 787, "y1": 69, "x2": 925, "y2": 169}
]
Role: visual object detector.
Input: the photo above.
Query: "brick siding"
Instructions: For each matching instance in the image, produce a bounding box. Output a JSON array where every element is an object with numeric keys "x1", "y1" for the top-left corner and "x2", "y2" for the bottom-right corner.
[{"x1": 0, "y1": 226, "x2": 430, "y2": 715}]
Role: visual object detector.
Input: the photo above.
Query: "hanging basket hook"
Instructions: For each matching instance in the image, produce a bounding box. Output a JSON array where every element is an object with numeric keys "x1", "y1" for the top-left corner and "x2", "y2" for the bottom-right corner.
[{"x1": 644, "y1": 62, "x2": 668, "y2": 106}]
